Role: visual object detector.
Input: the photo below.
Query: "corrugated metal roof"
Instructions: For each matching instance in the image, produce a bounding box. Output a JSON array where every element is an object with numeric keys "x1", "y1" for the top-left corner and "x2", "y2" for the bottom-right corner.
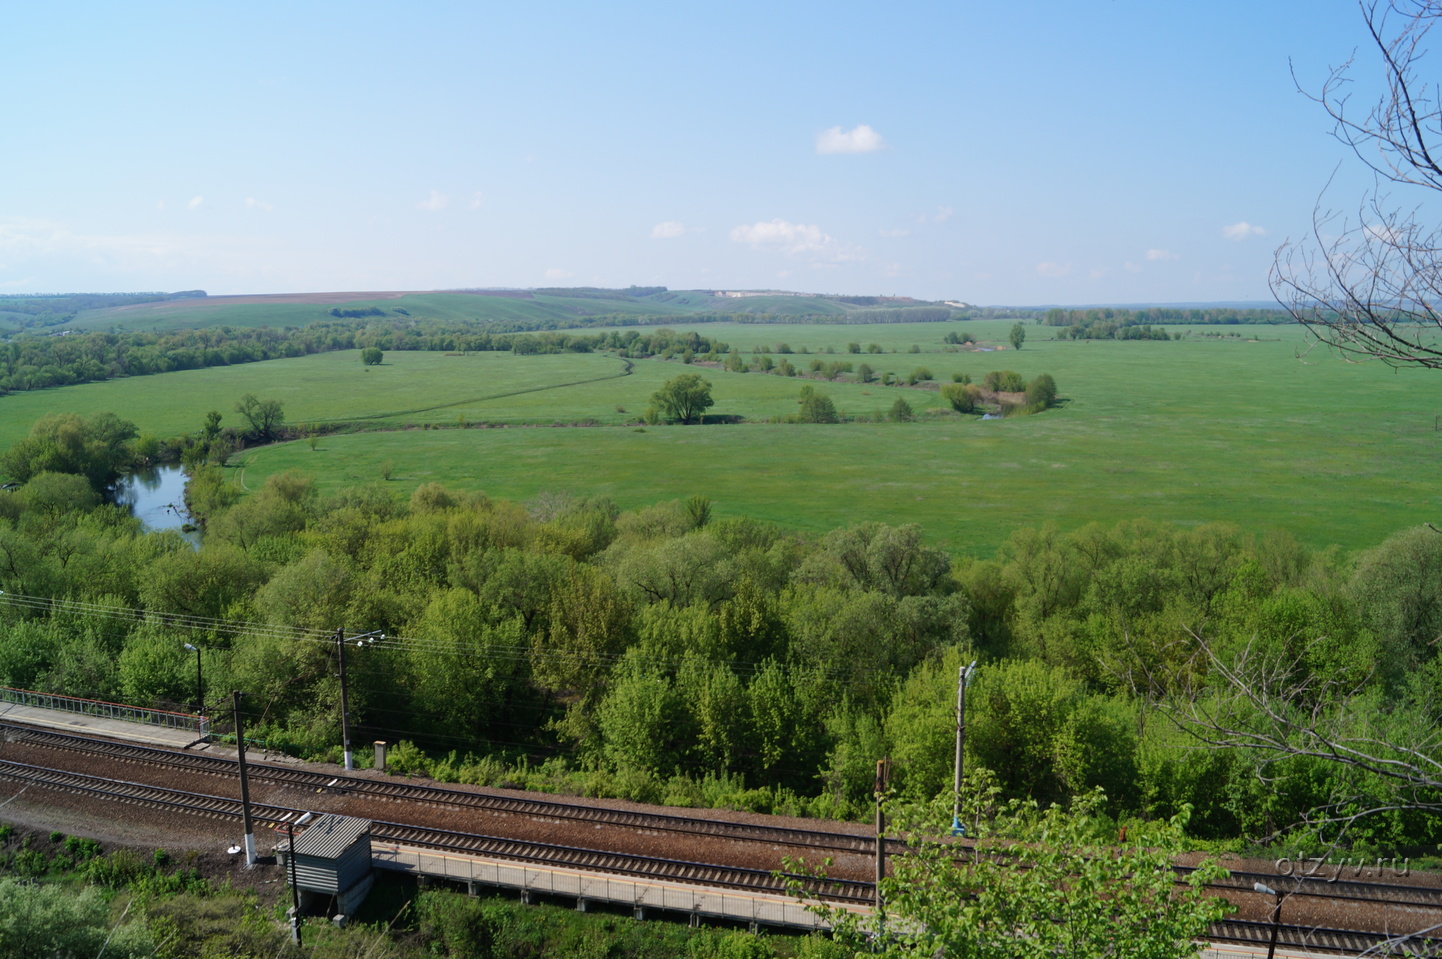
[{"x1": 293, "y1": 814, "x2": 371, "y2": 860}]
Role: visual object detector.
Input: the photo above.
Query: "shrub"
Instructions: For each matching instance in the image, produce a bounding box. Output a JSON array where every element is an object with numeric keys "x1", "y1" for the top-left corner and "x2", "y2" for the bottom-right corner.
[
  {"x1": 1026, "y1": 373, "x2": 1059, "y2": 409},
  {"x1": 857, "y1": 363, "x2": 875, "y2": 383},
  {"x1": 798, "y1": 389, "x2": 840, "y2": 424},
  {"x1": 907, "y1": 366, "x2": 933, "y2": 385},
  {"x1": 940, "y1": 382, "x2": 977, "y2": 413},
  {"x1": 951, "y1": 371, "x2": 971, "y2": 384},
  {"x1": 984, "y1": 370, "x2": 1026, "y2": 392},
  {"x1": 889, "y1": 397, "x2": 916, "y2": 422}
]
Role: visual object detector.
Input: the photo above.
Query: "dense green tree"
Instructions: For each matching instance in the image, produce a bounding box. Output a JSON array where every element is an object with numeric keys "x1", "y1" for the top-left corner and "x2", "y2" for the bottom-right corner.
[
  {"x1": 649, "y1": 373, "x2": 714, "y2": 424},
  {"x1": 361, "y1": 346, "x2": 384, "y2": 365},
  {"x1": 1010, "y1": 322, "x2": 1027, "y2": 350},
  {"x1": 1349, "y1": 525, "x2": 1442, "y2": 676},
  {"x1": 597, "y1": 648, "x2": 694, "y2": 774},
  {"x1": 797, "y1": 386, "x2": 840, "y2": 424},
  {"x1": 0, "y1": 412, "x2": 138, "y2": 491},
  {"x1": 0, "y1": 879, "x2": 153, "y2": 959},
  {"x1": 234, "y1": 393, "x2": 285, "y2": 441},
  {"x1": 408, "y1": 588, "x2": 529, "y2": 736},
  {"x1": 1025, "y1": 372, "x2": 1057, "y2": 408}
]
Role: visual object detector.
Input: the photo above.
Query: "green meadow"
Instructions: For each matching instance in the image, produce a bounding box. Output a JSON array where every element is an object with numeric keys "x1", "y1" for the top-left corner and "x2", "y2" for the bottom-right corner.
[{"x1": 4, "y1": 319, "x2": 1438, "y2": 555}]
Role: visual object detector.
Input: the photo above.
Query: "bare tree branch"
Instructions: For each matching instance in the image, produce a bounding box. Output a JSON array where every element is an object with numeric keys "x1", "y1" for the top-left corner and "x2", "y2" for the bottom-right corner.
[
  {"x1": 1272, "y1": 1, "x2": 1442, "y2": 369},
  {"x1": 1163, "y1": 629, "x2": 1442, "y2": 847}
]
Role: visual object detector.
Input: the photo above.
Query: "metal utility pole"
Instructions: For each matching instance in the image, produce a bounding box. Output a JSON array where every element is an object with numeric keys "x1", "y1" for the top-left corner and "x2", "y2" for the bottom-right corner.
[
  {"x1": 952, "y1": 660, "x2": 977, "y2": 835},
  {"x1": 233, "y1": 691, "x2": 256, "y2": 865},
  {"x1": 1254, "y1": 882, "x2": 1283, "y2": 959},
  {"x1": 874, "y1": 757, "x2": 891, "y2": 910},
  {"x1": 335, "y1": 628, "x2": 382, "y2": 771},
  {"x1": 287, "y1": 811, "x2": 315, "y2": 945},
  {"x1": 334, "y1": 628, "x2": 352, "y2": 771}
]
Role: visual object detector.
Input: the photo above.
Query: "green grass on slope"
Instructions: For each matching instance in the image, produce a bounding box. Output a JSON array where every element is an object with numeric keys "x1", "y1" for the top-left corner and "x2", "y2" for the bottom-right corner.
[
  {"x1": 59, "y1": 289, "x2": 880, "y2": 334},
  {"x1": 59, "y1": 288, "x2": 933, "y2": 334}
]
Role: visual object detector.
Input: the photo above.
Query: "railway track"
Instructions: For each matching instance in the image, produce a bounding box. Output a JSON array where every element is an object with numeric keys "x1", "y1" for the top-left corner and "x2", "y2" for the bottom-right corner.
[
  {"x1": 0, "y1": 759, "x2": 873, "y2": 904},
  {"x1": 4, "y1": 721, "x2": 1439, "y2": 951},
  {"x1": 0, "y1": 722, "x2": 886, "y2": 856},
  {"x1": 1198, "y1": 865, "x2": 1442, "y2": 910},
  {"x1": 1209, "y1": 918, "x2": 1442, "y2": 956}
]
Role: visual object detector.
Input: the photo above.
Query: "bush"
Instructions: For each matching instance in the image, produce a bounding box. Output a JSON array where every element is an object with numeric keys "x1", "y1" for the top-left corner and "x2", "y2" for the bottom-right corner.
[
  {"x1": 889, "y1": 397, "x2": 916, "y2": 422},
  {"x1": 907, "y1": 366, "x2": 933, "y2": 385},
  {"x1": 1026, "y1": 373, "x2": 1059, "y2": 409},
  {"x1": 940, "y1": 382, "x2": 980, "y2": 413},
  {"x1": 984, "y1": 370, "x2": 1026, "y2": 392},
  {"x1": 798, "y1": 389, "x2": 840, "y2": 424}
]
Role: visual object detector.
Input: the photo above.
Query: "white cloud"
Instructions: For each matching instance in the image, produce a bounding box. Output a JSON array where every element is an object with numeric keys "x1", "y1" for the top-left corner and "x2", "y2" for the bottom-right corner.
[
  {"x1": 1124, "y1": 261, "x2": 1142, "y2": 273},
  {"x1": 1146, "y1": 248, "x2": 1178, "y2": 261},
  {"x1": 1365, "y1": 222, "x2": 1400, "y2": 243},
  {"x1": 544, "y1": 267, "x2": 573, "y2": 280},
  {"x1": 1035, "y1": 261, "x2": 1072, "y2": 278},
  {"x1": 879, "y1": 228, "x2": 910, "y2": 238},
  {"x1": 729, "y1": 218, "x2": 863, "y2": 262},
  {"x1": 932, "y1": 205, "x2": 954, "y2": 223},
  {"x1": 650, "y1": 220, "x2": 687, "y2": 239},
  {"x1": 417, "y1": 190, "x2": 450, "y2": 211},
  {"x1": 245, "y1": 197, "x2": 274, "y2": 213},
  {"x1": 187, "y1": 196, "x2": 204, "y2": 211},
  {"x1": 816, "y1": 124, "x2": 885, "y2": 155},
  {"x1": 883, "y1": 261, "x2": 905, "y2": 278},
  {"x1": 155, "y1": 200, "x2": 166, "y2": 211},
  {"x1": 1088, "y1": 267, "x2": 1108, "y2": 280},
  {"x1": 469, "y1": 191, "x2": 486, "y2": 210},
  {"x1": 1222, "y1": 221, "x2": 1267, "y2": 241}
]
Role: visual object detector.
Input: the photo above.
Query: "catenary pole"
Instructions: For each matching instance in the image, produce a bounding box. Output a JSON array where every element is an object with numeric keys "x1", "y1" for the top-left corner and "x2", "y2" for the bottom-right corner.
[
  {"x1": 952, "y1": 660, "x2": 976, "y2": 834},
  {"x1": 233, "y1": 690, "x2": 256, "y2": 865},
  {"x1": 335, "y1": 628, "x2": 354, "y2": 770}
]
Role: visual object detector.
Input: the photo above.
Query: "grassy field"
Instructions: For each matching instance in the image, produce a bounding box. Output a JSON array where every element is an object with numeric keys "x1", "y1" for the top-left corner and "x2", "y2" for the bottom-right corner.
[{"x1": 4, "y1": 319, "x2": 1438, "y2": 556}]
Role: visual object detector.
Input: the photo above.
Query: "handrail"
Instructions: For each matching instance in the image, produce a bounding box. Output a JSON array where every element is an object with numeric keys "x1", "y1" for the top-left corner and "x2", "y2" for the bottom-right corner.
[{"x1": 0, "y1": 685, "x2": 205, "y2": 735}]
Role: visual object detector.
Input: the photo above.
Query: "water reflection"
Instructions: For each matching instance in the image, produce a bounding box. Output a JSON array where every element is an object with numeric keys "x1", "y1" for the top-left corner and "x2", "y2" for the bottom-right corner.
[{"x1": 113, "y1": 464, "x2": 199, "y2": 546}]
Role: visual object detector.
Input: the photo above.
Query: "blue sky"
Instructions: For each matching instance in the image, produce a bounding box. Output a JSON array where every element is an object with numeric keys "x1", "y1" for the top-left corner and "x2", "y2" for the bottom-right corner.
[{"x1": 0, "y1": 1, "x2": 1398, "y2": 304}]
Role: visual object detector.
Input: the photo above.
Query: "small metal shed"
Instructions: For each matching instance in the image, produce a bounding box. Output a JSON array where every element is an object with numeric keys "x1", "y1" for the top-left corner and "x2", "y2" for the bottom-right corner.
[{"x1": 284, "y1": 814, "x2": 373, "y2": 898}]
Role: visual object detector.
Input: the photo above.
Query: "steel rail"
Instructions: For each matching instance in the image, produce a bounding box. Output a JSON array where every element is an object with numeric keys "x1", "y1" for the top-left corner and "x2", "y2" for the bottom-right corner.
[
  {"x1": 1208, "y1": 917, "x2": 1442, "y2": 956},
  {"x1": 0, "y1": 759, "x2": 872, "y2": 903},
  {"x1": 0, "y1": 722, "x2": 885, "y2": 854},
  {"x1": 7, "y1": 722, "x2": 1439, "y2": 925}
]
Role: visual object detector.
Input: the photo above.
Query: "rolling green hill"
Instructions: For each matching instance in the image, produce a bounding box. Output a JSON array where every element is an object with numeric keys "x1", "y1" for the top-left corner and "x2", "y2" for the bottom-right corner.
[{"x1": 25, "y1": 287, "x2": 956, "y2": 335}]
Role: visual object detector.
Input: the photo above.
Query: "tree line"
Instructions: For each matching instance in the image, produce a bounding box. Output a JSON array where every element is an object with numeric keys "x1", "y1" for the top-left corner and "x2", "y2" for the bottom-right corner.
[
  {"x1": 0, "y1": 322, "x2": 726, "y2": 396},
  {"x1": 1041, "y1": 306, "x2": 1289, "y2": 327}
]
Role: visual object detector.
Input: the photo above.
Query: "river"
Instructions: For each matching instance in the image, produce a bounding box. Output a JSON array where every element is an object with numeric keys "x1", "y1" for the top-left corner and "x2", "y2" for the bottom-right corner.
[{"x1": 112, "y1": 464, "x2": 200, "y2": 546}]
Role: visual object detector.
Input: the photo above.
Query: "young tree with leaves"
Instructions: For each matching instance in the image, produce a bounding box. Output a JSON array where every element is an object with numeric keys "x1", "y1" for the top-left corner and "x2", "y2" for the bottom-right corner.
[{"x1": 794, "y1": 783, "x2": 1230, "y2": 959}]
